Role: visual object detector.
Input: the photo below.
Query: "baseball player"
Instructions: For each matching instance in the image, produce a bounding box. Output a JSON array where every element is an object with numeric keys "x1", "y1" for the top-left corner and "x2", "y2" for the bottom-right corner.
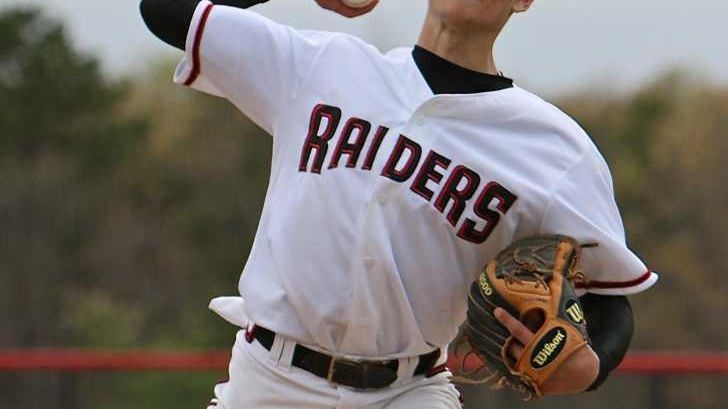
[{"x1": 140, "y1": 0, "x2": 657, "y2": 407}]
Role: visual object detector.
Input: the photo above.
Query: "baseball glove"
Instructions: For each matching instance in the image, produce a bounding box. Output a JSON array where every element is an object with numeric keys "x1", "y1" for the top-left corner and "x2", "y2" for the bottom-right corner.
[{"x1": 451, "y1": 235, "x2": 593, "y2": 399}]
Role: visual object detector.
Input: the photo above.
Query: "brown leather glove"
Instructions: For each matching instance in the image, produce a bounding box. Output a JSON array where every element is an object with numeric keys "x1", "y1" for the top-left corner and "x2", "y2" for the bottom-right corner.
[{"x1": 452, "y1": 235, "x2": 593, "y2": 399}]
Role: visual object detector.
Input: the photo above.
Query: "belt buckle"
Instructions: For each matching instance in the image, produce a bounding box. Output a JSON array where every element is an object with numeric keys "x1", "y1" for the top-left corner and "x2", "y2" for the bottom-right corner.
[
  {"x1": 327, "y1": 357, "x2": 359, "y2": 386},
  {"x1": 327, "y1": 356, "x2": 397, "y2": 390}
]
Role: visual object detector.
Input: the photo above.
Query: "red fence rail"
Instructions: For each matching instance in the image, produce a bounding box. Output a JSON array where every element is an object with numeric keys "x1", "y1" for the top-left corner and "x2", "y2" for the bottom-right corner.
[
  {"x1": 0, "y1": 349, "x2": 727, "y2": 374},
  {"x1": 0, "y1": 349, "x2": 229, "y2": 372},
  {"x1": 619, "y1": 352, "x2": 728, "y2": 375}
]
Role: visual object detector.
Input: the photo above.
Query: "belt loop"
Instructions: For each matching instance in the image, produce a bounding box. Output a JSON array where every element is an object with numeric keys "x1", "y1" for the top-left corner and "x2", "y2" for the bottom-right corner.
[
  {"x1": 438, "y1": 345, "x2": 448, "y2": 366},
  {"x1": 326, "y1": 357, "x2": 337, "y2": 385},
  {"x1": 269, "y1": 333, "x2": 285, "y2": 365},
  {"x1": 244, "y1": 324, "x2": 257, "y2": 343},
  {"x1": 392, "y1": 356, "x2": 418, "y2": 387},
  {"x1": 277, "y1": 337, "x2": 296, "y2": 369}
]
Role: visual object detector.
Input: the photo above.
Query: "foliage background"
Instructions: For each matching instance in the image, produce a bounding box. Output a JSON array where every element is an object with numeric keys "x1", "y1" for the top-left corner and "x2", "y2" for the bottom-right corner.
[{"x1": 0, "y1": 8, "x2": 725, "y2": 409}]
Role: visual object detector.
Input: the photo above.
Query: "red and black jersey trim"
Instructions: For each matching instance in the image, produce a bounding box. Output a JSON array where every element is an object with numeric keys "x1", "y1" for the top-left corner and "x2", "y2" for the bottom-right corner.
[
  {"x1": 576, "y1": 270, "x2": 653, "y2": 290},
  {"x1": 183, "y1": 2, "x2": 214, "y2": 86}
]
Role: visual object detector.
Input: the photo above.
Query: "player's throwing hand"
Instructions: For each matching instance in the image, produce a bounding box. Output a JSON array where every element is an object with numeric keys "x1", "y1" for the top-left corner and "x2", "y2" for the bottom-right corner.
[{"x1": 315, "y1": 0, "x2": 379, "y2": 18}]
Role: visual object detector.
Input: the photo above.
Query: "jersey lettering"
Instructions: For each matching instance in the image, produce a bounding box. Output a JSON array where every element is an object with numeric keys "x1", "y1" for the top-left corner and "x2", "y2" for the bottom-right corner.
[
  {"x1": 361, "y1": 126, "x2": 390, "y2": 170},
  {"x1": 458, "y1": 182, "x2": 518, "y2": 243},
  {"x1": 435, "y1": 165, "x2": 481, "y2": 227},
  {"x1": 381, "y1": 135, "x2": 423, "y2": 182},
  {"x1": 410, "y1": 151, "x2": 452, "y2": 201},
  {"x1": 328, "y1": 117, "x2": 371, "y2": 169},
  {"x1": 299, "y1": 104, "x2": 517, "y2": 244},
  {"x1": 298, "y1": 104, "x2": 342, "y2": 173}
]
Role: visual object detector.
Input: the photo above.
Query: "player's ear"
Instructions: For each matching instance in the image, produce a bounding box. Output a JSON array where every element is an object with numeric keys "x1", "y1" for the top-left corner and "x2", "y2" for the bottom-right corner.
[{"x1": 512, "y1": 0, "x2": 534, "y2": 13}]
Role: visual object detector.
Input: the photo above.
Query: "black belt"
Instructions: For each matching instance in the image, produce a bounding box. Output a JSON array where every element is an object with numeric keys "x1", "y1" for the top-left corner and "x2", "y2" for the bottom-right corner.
[{"x1": 248, "y1": 325, "x2": 441, "y2": 390}]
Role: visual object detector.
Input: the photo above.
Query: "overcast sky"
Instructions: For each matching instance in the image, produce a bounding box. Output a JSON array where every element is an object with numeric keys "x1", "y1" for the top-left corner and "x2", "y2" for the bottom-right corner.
[{"x1": 1, "y1": 0, "x2": 726, "y2": 96}]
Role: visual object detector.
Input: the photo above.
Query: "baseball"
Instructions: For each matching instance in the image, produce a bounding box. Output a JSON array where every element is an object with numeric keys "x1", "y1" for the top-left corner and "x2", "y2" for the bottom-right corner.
[{"x1": 342, "y1": 0, "x2": 374, "y2": 8}]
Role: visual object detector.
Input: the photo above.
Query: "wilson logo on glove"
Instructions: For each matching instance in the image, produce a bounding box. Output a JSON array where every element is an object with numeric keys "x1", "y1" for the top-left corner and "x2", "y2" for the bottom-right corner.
[
  {"x1": 531, "y1": 327, "x2": 567, "y2": 368},
  {"x1": 565, "y1": 300, "x2": 586, "y2": 324}
]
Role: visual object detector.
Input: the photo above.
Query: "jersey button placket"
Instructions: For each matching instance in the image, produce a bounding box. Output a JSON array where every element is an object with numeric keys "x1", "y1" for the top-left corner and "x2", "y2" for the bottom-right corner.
[{"x1": 358, "y1": 100, "x2": 439, "y2": 275}]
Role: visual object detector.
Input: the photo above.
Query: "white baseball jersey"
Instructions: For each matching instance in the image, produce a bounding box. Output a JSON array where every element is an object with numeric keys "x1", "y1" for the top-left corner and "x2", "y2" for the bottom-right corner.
[{"x1": 175, "y1": 1, "x2": 658, "y2": 359}]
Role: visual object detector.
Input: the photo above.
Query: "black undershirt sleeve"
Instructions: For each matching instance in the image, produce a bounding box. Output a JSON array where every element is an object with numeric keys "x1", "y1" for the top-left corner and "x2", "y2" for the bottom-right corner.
[
  {"x1": 580, "y1": 294, "x2": 634, "y2": 391},
  {"x1": 139, "y1": 0, "x2": 269, "y2": 51}
]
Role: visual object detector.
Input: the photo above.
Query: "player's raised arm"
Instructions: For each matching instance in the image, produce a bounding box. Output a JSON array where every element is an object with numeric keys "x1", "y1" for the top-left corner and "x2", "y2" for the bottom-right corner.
[
  {"x1": 140, "y1": 0, "x2": 270, "y2": 50},
  {"x1": 139, "y1": 0, "x2": 377, "y2": 51},
  {"x1": 139, "y1": 0, "x2": 343, "y2": 135}
]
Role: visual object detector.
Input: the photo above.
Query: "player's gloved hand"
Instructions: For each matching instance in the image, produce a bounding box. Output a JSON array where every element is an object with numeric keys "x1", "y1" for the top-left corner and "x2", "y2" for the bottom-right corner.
[
  {"x1": 315, "y1": 0, "x2": 379, "y2": 18},
  {"x1": 455, "y1": 235, "x2": 599, "y2": 399},
  {"x1": 494, "y1": 307, "x2": 600, "y2": 395}
]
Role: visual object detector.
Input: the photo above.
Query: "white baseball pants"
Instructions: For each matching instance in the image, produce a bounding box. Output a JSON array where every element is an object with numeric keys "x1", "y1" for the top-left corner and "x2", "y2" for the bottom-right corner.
[{"x1": 206, "y1": 330, "x2": 463, "y2": 409}]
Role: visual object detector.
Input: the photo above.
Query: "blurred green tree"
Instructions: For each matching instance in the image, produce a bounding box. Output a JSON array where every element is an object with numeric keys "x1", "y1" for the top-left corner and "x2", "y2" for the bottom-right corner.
[
  {"x1": 0, "y1": 7, "x2": 270, "y2": 407},
  {"x1": 0, "y1": 8, "x2": 148, "y2": 407},
  {"x1": 0, "y1": 8, "x2": 145, "y2": 349}
]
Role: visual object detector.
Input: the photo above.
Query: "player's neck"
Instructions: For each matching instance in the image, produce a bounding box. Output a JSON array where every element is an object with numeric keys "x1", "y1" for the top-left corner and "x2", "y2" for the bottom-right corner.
[{"x1": 416, "y1": 13, "x2": 500, "y2": 76}]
